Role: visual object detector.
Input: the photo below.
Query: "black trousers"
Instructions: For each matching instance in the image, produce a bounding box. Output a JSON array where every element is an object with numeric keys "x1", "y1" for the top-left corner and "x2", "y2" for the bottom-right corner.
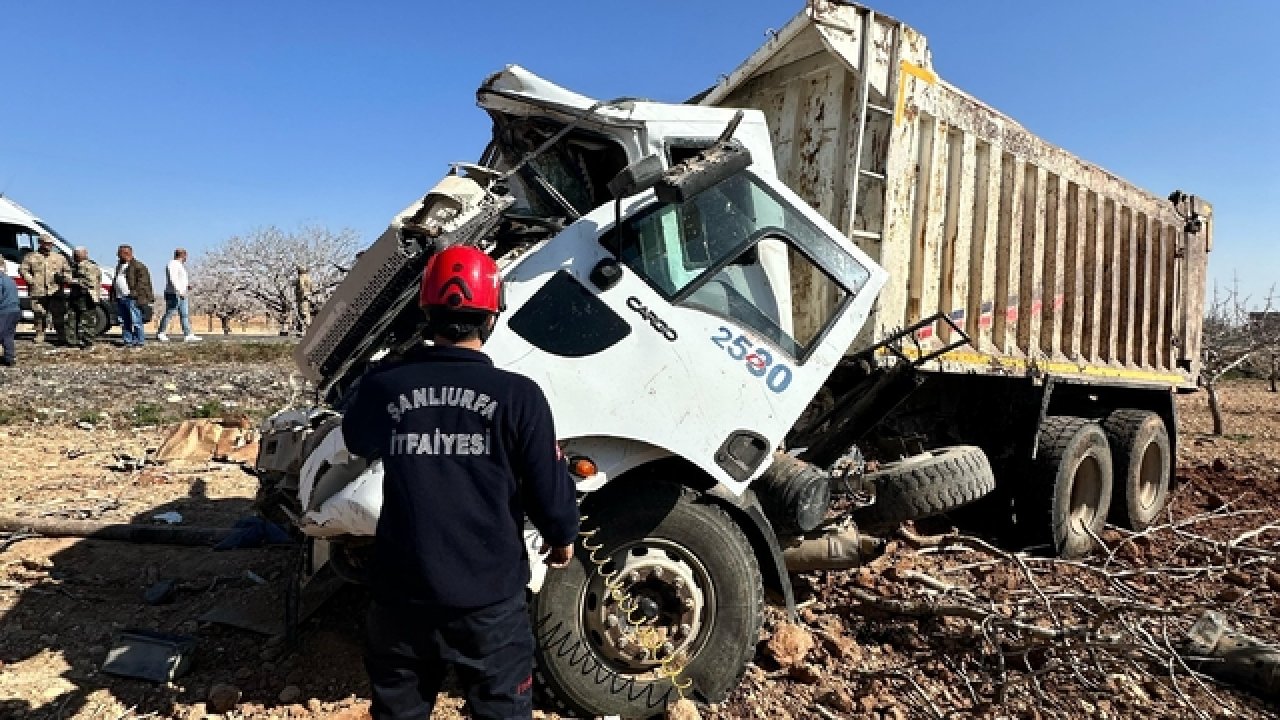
[{"x1": 365, "y1": 592, "x2": 535, "y2": 720}]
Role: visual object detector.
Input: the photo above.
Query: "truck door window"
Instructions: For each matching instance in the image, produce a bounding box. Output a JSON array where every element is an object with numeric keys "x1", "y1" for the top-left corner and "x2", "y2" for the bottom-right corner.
[
  {"x1": 602, "y1": 173, "x2": 868, "y2": 361},
  {"x1": 0, "y1": 223, "x2": 40, "y2": 264}
]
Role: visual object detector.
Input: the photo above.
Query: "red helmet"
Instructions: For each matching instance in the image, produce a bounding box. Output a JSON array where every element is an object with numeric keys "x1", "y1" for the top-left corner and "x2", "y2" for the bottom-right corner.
[{"x1": 419, "y1": 246, "x2": 503, "y2": 314}]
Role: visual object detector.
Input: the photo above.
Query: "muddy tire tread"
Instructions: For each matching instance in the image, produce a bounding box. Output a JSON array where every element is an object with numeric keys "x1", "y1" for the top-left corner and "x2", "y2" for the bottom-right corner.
[{"x1": 853, "y1": 445, "x2": 996, "y2": 527}]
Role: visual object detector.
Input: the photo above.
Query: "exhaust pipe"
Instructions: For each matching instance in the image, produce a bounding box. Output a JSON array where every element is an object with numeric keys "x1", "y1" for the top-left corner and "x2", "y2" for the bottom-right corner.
[{"x1": 781, "y1": 524, "x2": 885, "y2": 572}]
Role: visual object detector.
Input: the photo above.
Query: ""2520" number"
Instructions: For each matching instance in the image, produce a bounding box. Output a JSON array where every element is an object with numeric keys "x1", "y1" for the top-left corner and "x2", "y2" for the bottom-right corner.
[{"x1": 710, "y1": 327, "x2": 793, "y2": 393}]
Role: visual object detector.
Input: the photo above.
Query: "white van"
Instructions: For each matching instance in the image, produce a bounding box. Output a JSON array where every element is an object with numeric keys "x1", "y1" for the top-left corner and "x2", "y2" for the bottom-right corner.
[{"x1": 0, "y1": 196, "x2": 116, "y2": 335}]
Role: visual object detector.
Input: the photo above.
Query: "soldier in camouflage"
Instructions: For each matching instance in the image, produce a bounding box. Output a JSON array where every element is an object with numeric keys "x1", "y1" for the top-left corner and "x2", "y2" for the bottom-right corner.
[
  {"x1": 63, "y1": 246, "x2": 102, "y2": 349},
  {"x1": 18, "y1": 234, "x2": 71, "y2": 343}
]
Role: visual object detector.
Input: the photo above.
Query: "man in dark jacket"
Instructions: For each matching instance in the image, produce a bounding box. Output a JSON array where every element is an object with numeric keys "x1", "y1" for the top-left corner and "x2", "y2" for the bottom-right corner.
[
  {"x1": 108, "y1": 244, "x2": 154, "y2": 348},
  {"x1": 342, "y1": 246, "x2": 578, "y2": 720}
]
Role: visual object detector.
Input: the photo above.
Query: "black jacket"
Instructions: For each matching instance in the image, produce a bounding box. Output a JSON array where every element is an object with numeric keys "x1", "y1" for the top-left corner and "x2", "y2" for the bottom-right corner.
[
  {"x1": 342, "y1": 344, "x2": 579, "y2": 608},
  {"x1": 109, "y1": 259, "x2": 155, "y2": 306}
]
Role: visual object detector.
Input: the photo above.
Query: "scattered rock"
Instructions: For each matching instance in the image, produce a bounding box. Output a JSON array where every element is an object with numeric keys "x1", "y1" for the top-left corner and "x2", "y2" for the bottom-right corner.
[
  {"x1": 764, "y1": 622, "x2": 813, "y2": 668},
  {"x1": 787, "y1": 663, "x2": 822, "y2": 684},
  {"x1": 665, "y1": 697, "x2": 701, "y2": 720},
  {"x1": 854, "y1": 567, "x2": 876, "y2": 588},
  {"x1": 208, "y1": 683, "x2": 241, "y2": 713},
  {"x1": 817, "y1": 629, "x2": 860, "y2": 661}
]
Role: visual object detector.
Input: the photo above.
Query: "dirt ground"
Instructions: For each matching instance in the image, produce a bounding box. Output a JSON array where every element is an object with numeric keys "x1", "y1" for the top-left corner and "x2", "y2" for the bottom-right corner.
[{"x1": 1, "y1": 344, "x2": 1277, "y2": 719}]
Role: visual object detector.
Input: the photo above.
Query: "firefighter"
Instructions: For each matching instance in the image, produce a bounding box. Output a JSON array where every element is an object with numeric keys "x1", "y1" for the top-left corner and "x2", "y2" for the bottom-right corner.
[{"x1": 341, "y1": 246, "x2": 579, "y2": 720}]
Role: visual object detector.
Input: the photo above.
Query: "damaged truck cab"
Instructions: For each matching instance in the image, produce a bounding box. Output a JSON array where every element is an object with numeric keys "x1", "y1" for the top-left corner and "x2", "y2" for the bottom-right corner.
[{"x1": 257, "y1": 66, "x2": 892, "y2": 716}]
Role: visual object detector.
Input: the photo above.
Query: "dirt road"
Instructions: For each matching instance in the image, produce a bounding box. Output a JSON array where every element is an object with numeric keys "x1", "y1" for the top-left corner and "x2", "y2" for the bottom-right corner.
[{"x1": 1, "y1": 345, "x2": 1277, "y2": 719}]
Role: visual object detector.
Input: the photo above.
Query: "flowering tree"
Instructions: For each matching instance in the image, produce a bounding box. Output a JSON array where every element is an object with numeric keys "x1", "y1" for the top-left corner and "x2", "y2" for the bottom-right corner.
[{"x1": 193, "y1": 224, "x2": 360, "y2": 330}]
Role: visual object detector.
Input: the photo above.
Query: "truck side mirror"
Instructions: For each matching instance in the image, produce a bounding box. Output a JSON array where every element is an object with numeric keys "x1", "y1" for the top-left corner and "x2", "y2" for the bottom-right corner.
[
  {"x1": 606, "y1": 155, "x2": 665, "y2": 199},
  {"x1": 654, "y1": 141, "x2": 753, "y2": 205}
]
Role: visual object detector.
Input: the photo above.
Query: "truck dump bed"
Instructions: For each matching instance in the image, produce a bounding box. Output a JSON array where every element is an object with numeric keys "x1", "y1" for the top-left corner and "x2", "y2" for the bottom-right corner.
[{"x1": 700, "y1": 1, "x2": 1211, "y2": 389}]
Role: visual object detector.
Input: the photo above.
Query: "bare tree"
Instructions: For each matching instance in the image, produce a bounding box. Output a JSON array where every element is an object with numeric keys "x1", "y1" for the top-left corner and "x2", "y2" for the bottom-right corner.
[
  {"x1": 1257, "y1": 316, "x2": 1280, "y2": 394},
  {"x1": 187, "y1": 259, "x2": 253, "y2": 334},
  {"x1": 1199, "y1": 279, "x2": 1280, "y2": 435},
  {"x1": 195, "y1": 225, "x2": 359, "y2": 329}
]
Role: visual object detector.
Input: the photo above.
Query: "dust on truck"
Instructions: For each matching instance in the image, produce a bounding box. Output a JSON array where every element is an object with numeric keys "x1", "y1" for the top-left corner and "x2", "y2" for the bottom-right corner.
[
  {"x1": 700, "y1": 1, "x2": 1211, "y2": 557},
  {"x1": 252, "y1": 2, "x2": 1210, "y2": 717}
]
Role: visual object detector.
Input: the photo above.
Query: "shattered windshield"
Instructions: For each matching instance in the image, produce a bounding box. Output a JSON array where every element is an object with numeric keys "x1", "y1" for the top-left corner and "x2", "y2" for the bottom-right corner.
[{"x1": 488, "y1": 117, "x2": 627, "y2": 219}]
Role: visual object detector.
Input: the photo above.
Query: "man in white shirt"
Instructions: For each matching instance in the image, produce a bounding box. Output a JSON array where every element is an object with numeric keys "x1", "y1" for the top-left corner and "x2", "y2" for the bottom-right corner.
[{"x1": 157, "y1": 248, "x2": 200, "y2": 342}]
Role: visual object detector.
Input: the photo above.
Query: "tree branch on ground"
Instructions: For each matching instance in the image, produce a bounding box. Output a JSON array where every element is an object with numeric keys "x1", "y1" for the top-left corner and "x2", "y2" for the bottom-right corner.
[{"x1": 808, "y1": 509, "x2": 1280, "y2": 717}]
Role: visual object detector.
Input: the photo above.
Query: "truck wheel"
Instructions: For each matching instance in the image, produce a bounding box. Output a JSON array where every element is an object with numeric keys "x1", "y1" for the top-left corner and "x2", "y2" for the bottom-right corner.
[
  {"x1": 90, "y1": 305, "x2": 110, "y2": 336},
  {"x1": 1023, "y1": 417, "x2": 1113, "y2": 558},
  {"x1": 1102, "y1": 410, "x2": 1171, "y2": 531},
  {"x1": 849, "y1": 445, "x2": 996, "y2": 527},
  {"x1": 531, "y1": 482, "x2": 762, "y2": 718}
]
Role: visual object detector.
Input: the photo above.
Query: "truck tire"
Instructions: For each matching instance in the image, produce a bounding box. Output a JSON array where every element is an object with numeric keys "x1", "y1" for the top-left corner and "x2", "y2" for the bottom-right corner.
[
  {"x1": 850, "y1": 445, "x2": 996, "y2": 527},
  {"x1": 531, "y1": 482, "x2": 762, "y2": 718},
  {"x1": 88, "y1": 305, "x2": 110, "y2": 336},
  {"x1": 1023, "y1": 416, "x2": 1113, "y2": 559},
  {"x1": 1102, "y1": 410, "x2": 1171, "y2": 531}
]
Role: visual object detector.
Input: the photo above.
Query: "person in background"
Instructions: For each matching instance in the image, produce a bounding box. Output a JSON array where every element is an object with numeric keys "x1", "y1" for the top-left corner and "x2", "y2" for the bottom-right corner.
[
  {"x1": 157, "y1": 248, "x2": 200, "y2": 342},
  {"x1": 0, "y1": 271, "x2": 19, "y2": 366},
  {"x1": 294, "y1": 265, "x2": 314, "y2": 334},
  {"x1": 108, "y1": 244, "x2": 154, "y2": 348},
  {"x1": 62, "y1": 247, "x2": 102, "y2": 349},
  {"x1": 18, "y1": 234, "x2": 70, "y2": 343}
]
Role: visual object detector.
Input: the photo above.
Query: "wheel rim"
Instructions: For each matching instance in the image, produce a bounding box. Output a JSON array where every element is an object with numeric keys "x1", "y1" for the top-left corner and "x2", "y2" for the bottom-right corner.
[
  {"x1": 581, "y1": 538, "x2": 714, "y2": 676},
  {"x1": 1069, "y1": 455, "x2": 1103, "y2": 530},
  {"x1": 1136, "y1": 442, "x2": 1163, "y2": 510}
]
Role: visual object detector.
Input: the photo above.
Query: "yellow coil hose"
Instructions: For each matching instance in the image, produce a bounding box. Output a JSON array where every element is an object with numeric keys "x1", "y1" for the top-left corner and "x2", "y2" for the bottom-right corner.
[{"x1": 577, "y1": 512, "x2": 692, "y2": 699}]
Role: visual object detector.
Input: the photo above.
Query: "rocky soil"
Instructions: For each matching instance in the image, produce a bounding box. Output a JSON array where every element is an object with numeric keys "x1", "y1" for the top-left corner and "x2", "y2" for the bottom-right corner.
[{"x1": 1, "y1": 344, "x2": 1277, "y2": 719}]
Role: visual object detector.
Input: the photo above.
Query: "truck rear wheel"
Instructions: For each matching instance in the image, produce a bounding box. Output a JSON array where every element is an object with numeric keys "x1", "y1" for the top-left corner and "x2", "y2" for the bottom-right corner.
[
  {"x1": 1102, "y1": 410, "x2": 1171, "y2": 530},
  {"x1": 89, "y1": 304, "x2": 110, "y2": 336},
  {"x1": 531, "y1": 482, "x2": 762, "y2": 718},
  {"x1": 1023, "y1": 416, "x2": 1113, "y2": 558},
  {"x1": 849, "y1": 445, "x2": 996, "y2": 528}
]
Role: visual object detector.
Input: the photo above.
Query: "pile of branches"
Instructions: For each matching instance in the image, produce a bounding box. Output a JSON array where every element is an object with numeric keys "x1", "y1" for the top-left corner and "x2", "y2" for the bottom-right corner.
[{"x1": 783, "y1": 496, "x2": 1280, "y2": 719}]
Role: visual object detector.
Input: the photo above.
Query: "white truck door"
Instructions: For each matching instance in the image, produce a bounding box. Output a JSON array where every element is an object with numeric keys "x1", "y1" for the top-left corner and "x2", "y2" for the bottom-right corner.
[{"x1": 486, "y1": 169, "x2": 886, "y2": 494}]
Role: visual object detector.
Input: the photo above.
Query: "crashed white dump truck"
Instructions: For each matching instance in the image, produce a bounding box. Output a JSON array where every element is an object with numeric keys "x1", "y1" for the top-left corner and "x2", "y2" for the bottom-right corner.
[{"x1": 253, "y1": 2, "x2": 1211, "y2": 716}]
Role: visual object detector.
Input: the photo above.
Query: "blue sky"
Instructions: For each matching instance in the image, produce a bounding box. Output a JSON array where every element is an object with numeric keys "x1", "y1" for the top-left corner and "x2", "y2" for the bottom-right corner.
[{"x1": 3, "y1": 1, "x2": 1277, "y2": 303}]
